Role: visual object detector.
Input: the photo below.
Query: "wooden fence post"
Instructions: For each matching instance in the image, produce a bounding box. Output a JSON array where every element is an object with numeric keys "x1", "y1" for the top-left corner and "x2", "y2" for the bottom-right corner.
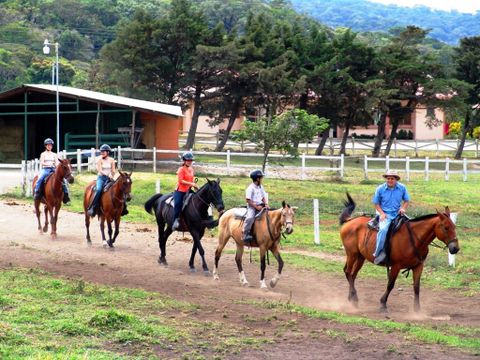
[
  {"x1": 340, "y1": 153, "x2": 344, "y2": 179},
  {"x1": 415, "y1": 140, "x2": 418, "y2": 157},
  {"x1": 463, "y1": 158, "x2": 467, "y2": 182},
  {"x1": 90, "y1": 148, "x2": 95, "y2": 172},
  {"x1": 436, "y1": 139, "x2": 439, "y2": 157},
  {"x1": 425, "y1": 157, "x2": 429, "y2": 181},
  {"x1": 449, "y1": 213, "x2": 458, "y2": 267},
  {"x1": 385, "y1": 155, "x2": 390, "y2": 172},
  {"x1": 313, "y1": 199, "x2": 320, "y2": 245},
  {"x1": 156, "y1": 179, "x2": 161, "y2": 194},
  {"x1": 77, "y1": 149, "x2": 82, "y2": 173},
  {"x1": 301, "y1": 153, "x2": 306, "y2": 180},
  {"x1": 394, "y1": 138, "x2": 397, "y2": 157},
  {"x1": 227, "y1": 150, "x2": 231, "y2": 176},
  {"x1": 117, "y1": 146, "x2": 122, "y2": 169},
  {"x1": 153, "y1": 147, "x2": 157, "y2": 173},
  {"x1": 21, "y1": 160, "x2": 26, "y2": 196},
  {"x1": 364, "y1": 155, "x2": 368, "y2": 180},
  {"x1": 445, "y1": 157, "x2": 450, "y2": 181},
  {"x1": 351, "y1": 137, "x2": 355, "y2": 156},
  {"x1": 406, "y1": 156, "x2": 410, "y2": 182},
  {"x1": 476, "y1": 139, "x2": 479, "y2": 158}
]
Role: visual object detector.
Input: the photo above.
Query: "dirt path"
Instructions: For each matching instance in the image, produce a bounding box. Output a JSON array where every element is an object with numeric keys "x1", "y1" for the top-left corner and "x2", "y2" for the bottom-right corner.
[{"x1": 0, "y1": 200, "x2": 478, "y2": 359}]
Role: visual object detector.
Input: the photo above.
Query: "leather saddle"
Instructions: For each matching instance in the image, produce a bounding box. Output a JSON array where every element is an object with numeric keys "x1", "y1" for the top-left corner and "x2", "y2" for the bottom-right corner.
[
  {"x1": 165, "y1": 192, "x2": 193, "y2": 212},
  {"x1": 367, "y1": 214, "x2": 410, "y2": 263}
]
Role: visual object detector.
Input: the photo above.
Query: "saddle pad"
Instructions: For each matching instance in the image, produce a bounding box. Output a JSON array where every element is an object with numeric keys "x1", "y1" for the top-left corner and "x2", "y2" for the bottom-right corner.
[
  {"x1": 233, "y1": 207, "x2": 247, "y2": 219},
  {"x1": 165, "y1": 196, "x2": 174, "y2": 207}
]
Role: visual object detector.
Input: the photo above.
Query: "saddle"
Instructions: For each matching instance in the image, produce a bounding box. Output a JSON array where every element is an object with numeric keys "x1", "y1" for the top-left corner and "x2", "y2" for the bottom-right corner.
[
  {"x1": 233, "y1": 206, "x2": 266, "y2": 220},
  {"x1": 165, "y1": 192, "x2": 193, "y2": 212}
]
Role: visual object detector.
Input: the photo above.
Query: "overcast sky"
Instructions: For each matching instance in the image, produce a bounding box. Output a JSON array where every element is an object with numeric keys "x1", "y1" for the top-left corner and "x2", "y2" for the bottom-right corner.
[{"x1": 370, "y1": 0, "x2": 480, "y2": 13}]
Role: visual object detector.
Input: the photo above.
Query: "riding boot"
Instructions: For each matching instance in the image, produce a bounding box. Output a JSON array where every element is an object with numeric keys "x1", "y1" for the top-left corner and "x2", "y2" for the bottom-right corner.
[
  {"x1": 87, "y1": 204, "x2": 97, "y2": 217},
  {"x1": 374, "y1": 250, "x2": 387, "y2": 265},
  {"x1": 242, "y1": 232, "x2": 253, "y2": 245},
  {"x1": 121, "y1": 203, "x2": 129, "y2": 216},
  {"x1": 172, "y1": 218, "x2": 180, "y2": 231},
  {"x1": 33, "y1": 191, "x2": 42, "y2": 200},
  {"x1": 62, "y1": 192, "x2": 71, "y2": 204}
]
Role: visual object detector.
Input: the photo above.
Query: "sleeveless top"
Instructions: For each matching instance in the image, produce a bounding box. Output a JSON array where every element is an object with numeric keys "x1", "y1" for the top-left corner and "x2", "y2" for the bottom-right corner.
[
  {"x1": 42, "y1": 151, "x2": 57, "y2": 169},
  {"x1": 98, "y1": 157, "x2": 113, "y2": 177}
]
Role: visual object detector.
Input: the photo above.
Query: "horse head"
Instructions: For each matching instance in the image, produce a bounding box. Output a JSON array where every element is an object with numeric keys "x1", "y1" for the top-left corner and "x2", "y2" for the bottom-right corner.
[
  {"x1": 205, "y1": 178, "x2": 225, "y2": 213},
  {"x1": 58, "y1": 158, "x2": 74, "y2": 184},
  {"x1": 118, "y1": 171, "x2": 133, "y2": 202},
  {"x1": 435, "y1": 206, "x2": 459, "y2": 255},
  {"x1": 281, "y1": 200, "x2": 297, "y2": 235}
]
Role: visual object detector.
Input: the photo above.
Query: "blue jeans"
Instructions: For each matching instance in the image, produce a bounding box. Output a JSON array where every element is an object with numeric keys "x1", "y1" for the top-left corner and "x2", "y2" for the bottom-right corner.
[
  {"x1": 173, "y1": 190, "x2": 186, "y2": 220},
  {"x1": 34, "y1": 168, "x2": 54, "y2": 194},
  {"x1": 374, "y1": 212, "x2": 396, "y2": 257},
  {"x1": 90, "y1": 175, "x2": 108, "y2": 209}
]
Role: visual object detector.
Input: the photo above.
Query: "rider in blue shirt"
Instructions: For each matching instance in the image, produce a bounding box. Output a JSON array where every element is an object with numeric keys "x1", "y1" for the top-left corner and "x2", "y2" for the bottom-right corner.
[{"x1": 372, "y1": 170, "x2": 410, "y2": 265}]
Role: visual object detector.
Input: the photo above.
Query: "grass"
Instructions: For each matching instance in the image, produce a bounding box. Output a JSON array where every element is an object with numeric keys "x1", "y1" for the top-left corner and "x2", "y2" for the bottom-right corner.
[
  {"x1": 0, "y1": 268, "x2": 269, "y2": 359},
  {"x1": 4, "y1": 167, "x2": 480, "y2": 295},
  {"x1": 252, "y1": 300, "x2": 480, "y2": 353}
]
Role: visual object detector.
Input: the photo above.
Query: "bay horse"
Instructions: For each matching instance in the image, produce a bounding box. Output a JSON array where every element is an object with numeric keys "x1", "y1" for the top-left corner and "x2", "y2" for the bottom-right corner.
[
  {"x1": 213, "y1": 201, "x2": 297, "y2": 289},
  {"x1": 339, "y1": 192, "x2": 459, "y2": 312},
  {"x1": 83, "y1": 171, "x2": 132, "y2": 248},
  {"x1": 32, "y1": 158, "x2": 74, "y2": 239},
  {"x1": 144, "y1": 178, "x2": 224, "y2": 273}
]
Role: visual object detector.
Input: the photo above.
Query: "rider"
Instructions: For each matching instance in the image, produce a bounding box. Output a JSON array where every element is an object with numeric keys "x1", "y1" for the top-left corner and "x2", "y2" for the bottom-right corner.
[
  {"x1": 33, "y1": 138, "x2": 70, "y2": 204},
  {"x1": 372, "y1": 170, "x2": 410, "y2": 265},
  {"x1": 87, "y1": 144, "x2": 116, "y2": 217},
  {"x1": 172, "y1": 151, "x2": 199, "y2": 230},
  {"x1": 242, "y1": 169, "x2": 269, "y2": 244}
]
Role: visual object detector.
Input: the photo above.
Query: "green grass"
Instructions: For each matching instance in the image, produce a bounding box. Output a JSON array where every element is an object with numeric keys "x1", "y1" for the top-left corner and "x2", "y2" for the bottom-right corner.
[
  {"x1": 252, "y1": 300, "x2": 480, "y2": 353},
  {"x1": 4, "y1": 168, "x2": 480, "y2": 294},
  {"x1": 0, "y1": 268, "x2": 269, "y2": 359}
]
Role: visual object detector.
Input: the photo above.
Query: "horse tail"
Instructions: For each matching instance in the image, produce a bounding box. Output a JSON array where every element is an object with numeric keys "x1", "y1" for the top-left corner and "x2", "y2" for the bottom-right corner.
[
  {"x1": 339, "y1": 192, "x2": 356, "y2": 225},
  {"x1": 144, "y1": 193, "x2": 163, "y2": 214}
]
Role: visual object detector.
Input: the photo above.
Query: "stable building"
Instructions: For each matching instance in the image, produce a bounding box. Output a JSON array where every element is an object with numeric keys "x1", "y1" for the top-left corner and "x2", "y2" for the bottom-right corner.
[{"x1": 0, "y1": 84, "x2": 183, "y2": 162}]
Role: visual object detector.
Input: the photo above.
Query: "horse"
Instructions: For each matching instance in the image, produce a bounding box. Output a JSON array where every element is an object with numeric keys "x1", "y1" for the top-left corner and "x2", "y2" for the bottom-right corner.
[
  {"x1": 144, "y1": 178, "x2": 225, "y2": 273},
  {"x1": 83, "y1": 171, "x2": 132, "y2": 248},
  {"x1": 213, "y1": 201, "x2": 297, "y2": 289},
  {"x1": 339, "y1": 192, "x2": 460, "y2": 312},
  {"x1": 32, "y1": 158, "x2": 74, "y2": 239}
]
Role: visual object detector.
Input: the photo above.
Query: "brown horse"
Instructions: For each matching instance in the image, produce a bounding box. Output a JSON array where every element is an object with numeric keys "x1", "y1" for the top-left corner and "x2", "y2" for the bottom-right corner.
[
  {"x1": 83, "y1": 171, "x2": 132, "y2": 248},
  {"x1": 32, "y1": 158, "x2": 74, "y2": 239},
  {"x1": 213, "y1": 201, "x2": 297, "y2": 289},
  {"x1": 339, "y1": 193, "x2": 459, "y2": 312}
]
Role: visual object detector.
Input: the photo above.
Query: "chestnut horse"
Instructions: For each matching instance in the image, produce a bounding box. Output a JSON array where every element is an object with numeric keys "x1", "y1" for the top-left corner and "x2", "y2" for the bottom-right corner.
[
  {"x1": 213, "y1": 202, "x2": 296, "y2": 289},
  {"x1": 339, "y1": 193, "x2": 459, "y2": 312},
  {"x1": 32, "y1": 158, "x2": 74, "y2": 239},
  {"x1": 83, "y1": 171, "x2": 132, "y2": 248}
]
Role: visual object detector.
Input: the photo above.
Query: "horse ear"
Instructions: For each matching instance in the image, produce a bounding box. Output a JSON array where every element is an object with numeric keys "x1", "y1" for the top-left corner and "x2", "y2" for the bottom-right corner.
[
  {"x1": 119, "y1": 170, "x2": 124, "y2": 176},
  {"x1": 128, "y1": 171, "x2": 132, "y2": 177},
  {"x1": 445, "y1": 206, "x2": 450, "y2": 216},
  {"x1": 217, "y1": 177, "x2": 220, "y2": 184},
  {"x1": 206, "y1": 177, "x2": 211, "y2": 183},
  {"x1": 282, "y1": 200, "x2": 286, "y2": 208}
]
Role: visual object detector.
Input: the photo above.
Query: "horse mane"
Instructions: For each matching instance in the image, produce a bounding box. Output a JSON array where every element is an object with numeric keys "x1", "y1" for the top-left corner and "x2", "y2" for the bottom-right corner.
[{"x1": 409, "y1": 213, "x2": 439, "y2": 222}]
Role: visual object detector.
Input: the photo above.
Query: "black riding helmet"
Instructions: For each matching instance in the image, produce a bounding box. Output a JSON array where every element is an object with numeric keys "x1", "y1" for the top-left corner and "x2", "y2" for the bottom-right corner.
[{"x1": 250, "y1": 169, "x2": 264, "y2": 182}]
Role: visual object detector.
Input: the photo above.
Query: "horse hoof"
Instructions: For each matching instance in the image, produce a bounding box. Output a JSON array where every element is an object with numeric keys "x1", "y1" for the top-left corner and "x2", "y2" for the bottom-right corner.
[
  {"x1": 379, "y1": 306, "x2": 388, "y2": 314},
  {"x1": 242, "y1": 281, "x2": 249, "y2": 287},
  {"x1": 213, "y1": 274, "x2": 219, "y2": 281},
  {"x1": 270, "y1": 280, "x2": 277, "y2": 288},
  {"x1": 158, "y1": 257, "x2": 168, "y2": 266},
  {"x1": 189, "y1": 267, "x2": 197, "y2": 273},
  {"x1": 107, "y1": 241, "x2": 114, "y2": 248},
  {"x1": 102, "y1": 241, "x2": 108, "y2": 248},
  {"x1": 203, "y1": 270, "x2": 211, "y2": 276},
  {"x1": 43, "y1": 227, "x2": 48, "y2": 233}
]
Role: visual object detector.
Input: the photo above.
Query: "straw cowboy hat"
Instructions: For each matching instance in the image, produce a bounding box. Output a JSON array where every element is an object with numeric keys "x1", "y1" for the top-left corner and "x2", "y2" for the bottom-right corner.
[{"x1": 382, "y1": 170, "x2": 400, "y2": 180}]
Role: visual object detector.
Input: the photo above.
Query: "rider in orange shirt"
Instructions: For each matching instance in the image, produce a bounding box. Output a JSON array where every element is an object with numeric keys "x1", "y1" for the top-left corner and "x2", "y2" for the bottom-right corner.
[{"x1": 172, "y1": 151, "x2": 199, "y2": 230}]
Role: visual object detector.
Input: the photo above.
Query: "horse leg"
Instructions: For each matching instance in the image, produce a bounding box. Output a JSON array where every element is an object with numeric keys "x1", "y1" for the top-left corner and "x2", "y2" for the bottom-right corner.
[
  {"x1": 348, "y1": 256, "x2": 366, "y2": 305},
  {"x1": 269, "y1": 244, "x2": 284, "y2": 288},
  {"x1": 259, "y1": 247, "x2": 268, "y2": 289},
  {"x1": 344, "y1": 254, "x2": 359, "y2": 305},
  {"x1": 106, "y1": 220, "x2": 114, "y2": 248},
  {"x1": 235, "y1": 244, "x2": 248, "y2": 286},
  {"x1": 213, "y1": 233, "x2": 229, "y2": 281},
  {"x1": 43, "y1": 205, "x2": 49, "y2": 233},
  {"x1": 100, "y1": 216, "x2": 108, "y2": 247},
  {"x1": 188, "y1": 242, "x2": 198, "y2": 273},
  {"x1": 111, "y1": 216, "x2": 121, "y2": 245},
  {"x1": 412, "y1": 262, "x2": 424, "y2": 313},
  {"x1": 158, "y1": 224, "x2": 171, "y2": 266},
  {"x1": 51, "y1": 204, "x2": 60, "y2": 239},
  {"x1": 34, "y1": 201, "x2": 42, "y2": 233},
  {"x1": 85, "y1": 212, "x2": 92, "y2": 244},
  {"x1": 379, "y1": 265, "x2": 401, "y2": 312}
]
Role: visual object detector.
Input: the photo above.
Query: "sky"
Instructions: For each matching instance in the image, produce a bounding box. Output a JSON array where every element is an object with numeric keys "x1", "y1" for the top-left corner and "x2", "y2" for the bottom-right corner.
[{"x1": 370, "y1": 0, "x2": 480, "y2": 13}]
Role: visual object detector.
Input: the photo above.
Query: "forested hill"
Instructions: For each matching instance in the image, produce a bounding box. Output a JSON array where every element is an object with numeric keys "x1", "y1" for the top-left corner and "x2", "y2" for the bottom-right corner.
[{"x1": 290, "y1": 0, "x2": 480, "y2": 44}]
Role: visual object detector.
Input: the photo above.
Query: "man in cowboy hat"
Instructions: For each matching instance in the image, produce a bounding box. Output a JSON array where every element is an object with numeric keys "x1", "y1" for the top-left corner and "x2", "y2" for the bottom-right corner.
[{"x1": 372, "y1": 170, "x2": 410, "y2": 265}]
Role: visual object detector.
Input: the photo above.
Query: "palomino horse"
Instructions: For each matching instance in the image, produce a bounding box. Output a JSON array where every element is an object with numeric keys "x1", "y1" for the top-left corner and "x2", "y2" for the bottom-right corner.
[
  {"x1": 144, "y1": 179, "x2": 224, "y2": 273},
  {"x1": 339, "y1": 193, "x2": 459, "y2": 312},
  {"x1": 32, "y1": 158, "x2": 74, "y2": 239},
  {"x1": 213, "y1": 201, "x2": 297, "y2": 289},
  {"x1": 83, "y1": 171, "x2": 132, "y2": 248}
]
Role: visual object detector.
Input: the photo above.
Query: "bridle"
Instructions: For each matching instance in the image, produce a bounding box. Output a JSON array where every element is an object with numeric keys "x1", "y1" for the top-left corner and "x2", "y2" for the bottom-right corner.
[{"x1": 194, "y1": 181, "x2": 223, "y2": 212}]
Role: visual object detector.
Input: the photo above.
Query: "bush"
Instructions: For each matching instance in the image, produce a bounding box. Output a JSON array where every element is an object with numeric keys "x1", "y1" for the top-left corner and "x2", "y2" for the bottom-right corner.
[
  {"x1": 396, "y1": 129, "x2": 413, "y2": 140},
  {"x1": 448, "y1": 122, "x2": 462, "y2": 136},
  {"x1": 472, "y1": 127, "x2": 480, "y2": 139}
]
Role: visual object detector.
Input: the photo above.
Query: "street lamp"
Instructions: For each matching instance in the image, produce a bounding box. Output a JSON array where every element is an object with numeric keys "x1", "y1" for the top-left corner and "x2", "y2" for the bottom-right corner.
[{"x1": 43, "y1": 39, "x2": 60, "y2": 153}]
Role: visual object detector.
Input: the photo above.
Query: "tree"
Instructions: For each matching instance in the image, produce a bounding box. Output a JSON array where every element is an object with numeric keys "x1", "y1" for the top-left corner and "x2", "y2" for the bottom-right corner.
[
  {"x1": 453, "y1": 36, "x2": 480, "y2": 159},
  {"x1": 235, "y1": 109, "x2": 327, "y2": 171}
]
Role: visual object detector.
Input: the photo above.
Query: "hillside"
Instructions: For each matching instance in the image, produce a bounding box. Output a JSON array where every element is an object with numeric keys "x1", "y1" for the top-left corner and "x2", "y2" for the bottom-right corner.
[{"x1": 291, "y1": 0, "x2": 480, "y2": 44}]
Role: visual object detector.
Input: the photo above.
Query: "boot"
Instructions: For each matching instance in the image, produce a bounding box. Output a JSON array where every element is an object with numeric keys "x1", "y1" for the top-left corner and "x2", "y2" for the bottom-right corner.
[
  {"x1": 121, "y1": 204, "x2": 129, "y2": 216},
  {"x1": 374, "y1": 250, "x2": 387, "y2": 265},
  {"x1": 62, "y1": 192, "x2": 71, "y2": 204},
  {"x1": 33, "y1": 191, "x2": 42, "y2": 200},
  {"x1": 242, "y1": 232, "x2": 253, "y2": 245},
  {"x1": 87, "y1": 206, "x2": 96, "y2": 217},
  {"x1": 172, "y1": 218, "x2": 180, "y2": 231}
]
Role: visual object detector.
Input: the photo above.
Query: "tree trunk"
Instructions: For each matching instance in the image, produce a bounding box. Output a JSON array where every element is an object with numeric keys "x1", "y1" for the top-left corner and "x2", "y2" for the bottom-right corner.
[
  {"x1": 185, "y1": 82, "x2": 202, "y2": 150},
  {"x1": 215, "y1": 96, "x2": 242, "y2": 151},
  {"x1": 315, "y1": 129, "x2": 329, "y2": 155},
  {"x1": 384, "y1": 119, "x2": 400, "y2": 156},
  {"x1": 261, "y1": 148, "x2": 270, "y2": 172},
  {"x1": 299, "y1": 92, "x2": 308, "y2": 110},
  {"x1": 372, "y1": 113, "x2": 387, "y2": 157},
  {"x1": 455, "y1": 111, "x2": 471, "y2": 159},
  {"x1": 340, "y1": 118, "x2": 352, "y2": 155}
]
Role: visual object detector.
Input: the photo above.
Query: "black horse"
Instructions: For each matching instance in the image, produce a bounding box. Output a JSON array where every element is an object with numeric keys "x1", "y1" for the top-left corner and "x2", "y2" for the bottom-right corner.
[{"x1": 144, "y1": 178, "x2": 225, "y2": 273}]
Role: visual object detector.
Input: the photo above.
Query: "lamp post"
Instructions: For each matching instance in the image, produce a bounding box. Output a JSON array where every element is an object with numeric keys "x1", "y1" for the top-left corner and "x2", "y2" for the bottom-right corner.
[{"x1": 43, "y1": 39, "x2": 60, "y2": 153}]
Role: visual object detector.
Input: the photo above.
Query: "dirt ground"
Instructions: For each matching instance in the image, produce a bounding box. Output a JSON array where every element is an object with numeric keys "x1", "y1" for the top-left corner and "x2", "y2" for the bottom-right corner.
[{"x1": 0, "y1": 200, "x2": 478, "y2": 359}]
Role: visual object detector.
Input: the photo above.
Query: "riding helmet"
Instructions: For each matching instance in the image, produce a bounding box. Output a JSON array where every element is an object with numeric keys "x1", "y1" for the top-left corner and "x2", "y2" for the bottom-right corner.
[
  {"x1": 44, "y1": 138, "x2": 54, "y2": 145},
  {"x1": 100, "y1": 144, "x2": 112, "y2": 152},
  {"x1": 250, "y1": 169, "x2": 265, "y2": 181},
  {"x1": 182, "y1": 151, "x2": 194, "y2": 161}
]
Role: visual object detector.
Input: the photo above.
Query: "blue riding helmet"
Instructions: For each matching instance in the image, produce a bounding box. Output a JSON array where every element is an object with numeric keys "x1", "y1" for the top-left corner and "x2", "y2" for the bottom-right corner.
[
  {"x1": 250, "y1": 169, "x2": 265, "y2": 181},
  {"x1": 182, "y1": 151, "x2": 194, "y2": 161},
  {"x1": 100, "y1": 144, "x2": 112, "y2": 152},
  {"x1": 44, "y1": 138, "x2": 54, "y2": 146}
]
